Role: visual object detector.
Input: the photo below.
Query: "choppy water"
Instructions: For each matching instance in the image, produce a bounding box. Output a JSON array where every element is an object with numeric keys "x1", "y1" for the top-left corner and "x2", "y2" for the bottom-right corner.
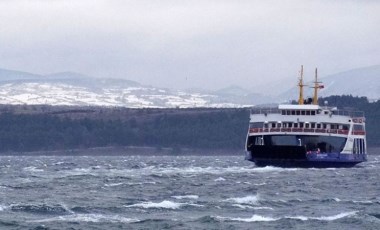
[{"x1": 0, "y1": 155, "x2": 379, "y2": 229}]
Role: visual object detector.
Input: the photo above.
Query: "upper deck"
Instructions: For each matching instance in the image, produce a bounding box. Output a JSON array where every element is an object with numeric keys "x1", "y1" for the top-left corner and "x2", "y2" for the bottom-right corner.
[
  {"x1": 250, "y1": 104, "x2": 364, "y2": 119},
  {"x1": 248, "y1": 104, "x2": 366, "y2": 137}
]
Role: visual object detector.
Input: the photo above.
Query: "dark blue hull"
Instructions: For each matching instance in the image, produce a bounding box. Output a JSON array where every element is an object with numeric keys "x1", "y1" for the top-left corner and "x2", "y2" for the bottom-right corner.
[
  {"x1": 246, "y1": 145, "x2": 367, "y2": 168},
  {"x1": 248, "y1": 158, "x2": 363, "y2": 168}
]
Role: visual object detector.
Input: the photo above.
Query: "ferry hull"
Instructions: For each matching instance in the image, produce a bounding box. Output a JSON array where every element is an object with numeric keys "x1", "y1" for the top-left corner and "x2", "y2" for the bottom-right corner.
[
  {"x1": 246, "y1": 145, "x2": 366, "y2": 168},
  {"x1": 248, "y1": 158, "x2": 361, "y2": 168}
]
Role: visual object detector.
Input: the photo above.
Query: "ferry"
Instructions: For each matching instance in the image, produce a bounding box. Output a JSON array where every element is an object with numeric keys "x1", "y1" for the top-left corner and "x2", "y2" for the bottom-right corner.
[{"x1": 245, "y1": 66, "x2": 367, "y2": 167}]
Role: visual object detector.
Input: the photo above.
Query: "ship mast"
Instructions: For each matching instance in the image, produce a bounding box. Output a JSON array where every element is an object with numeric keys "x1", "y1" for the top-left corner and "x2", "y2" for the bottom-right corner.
[
  {"x1": 298, "y1": 65, "x2": 306, "y2": 105},
  {"x1": 312, "y1": 68, "x2": 323, "y2": 105}
]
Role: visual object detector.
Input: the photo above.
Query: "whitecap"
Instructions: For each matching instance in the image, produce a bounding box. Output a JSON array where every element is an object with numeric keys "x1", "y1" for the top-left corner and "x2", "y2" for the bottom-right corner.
[
  {"x1": 252, "y1": 166, "x2": 298, "y2": 173},
  {"x1": 217, "y1": 215, "x2": 279, "y2": 222},
  {"x1": 216, "y1": 211, "x2": 357, "y2": 223},
  {"x1": 171, "y1": 195, "x2": 199, "y2": 200},
  {"x1": 23, "y1": 166, "x2": 44, "y2": 172},
  {"x1": 225, "y1": 195, "x2": 259, "y2": 205},
  {"x1": 287, "y1": 211, "x2": 358, "y2": 221},
  {"x1": 126, "y1": 181, "x2": 157, "y2": 186},
  {"x1": 253, "y1": 182, "x2": 266, "y2": 186},
  {"x1": 352, "y1": 200, "x2": 373, "y2": 204},
  {"x1": 214, "y1": 177, "x2": 226, "y2": 182},
  {"x1": 31, "y1": 214, "x2": 139, "y2": 223},
  {"x1": 232, "y1": 204, "x2": 273, "y2": 210},
  {"x1": 125, "y1": 200, "x2": 202, "y2": 209},
  {"x1": 104, "y1": 183, "x2": 123, "y2": 187},
  {"x1": 0, "y1": 205, "x2": 9, "y2": 211}
]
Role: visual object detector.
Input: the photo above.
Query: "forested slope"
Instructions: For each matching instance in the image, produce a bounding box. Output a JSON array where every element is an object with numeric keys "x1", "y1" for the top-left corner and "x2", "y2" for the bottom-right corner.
[{"x1": 0, "y1": 95, "x2": 378, "y2": 153}]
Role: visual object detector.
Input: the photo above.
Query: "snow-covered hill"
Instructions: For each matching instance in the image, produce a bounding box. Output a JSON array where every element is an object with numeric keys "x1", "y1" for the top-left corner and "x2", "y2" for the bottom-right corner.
[
  {"x1": 0, "y1": 70, "x2": 256, "y2": 108},
  {"x1": 0, "y1": 65, "x2": 378, "y2": 108}
]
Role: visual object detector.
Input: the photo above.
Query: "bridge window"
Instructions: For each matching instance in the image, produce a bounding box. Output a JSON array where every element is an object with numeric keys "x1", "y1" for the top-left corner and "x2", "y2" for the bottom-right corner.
[
  {"x1": 249, "y1": 122, "x2": 264, "y2": 128},
  {"x1": 292, "y1": 110, "x2": 296, "y2": 115},
  {"x1": 301, "y1": 111, "x2": 306, "y2": 115},
  {"x1": 296, "y1": 111, "x2": 301, "y2": 115},
  {"x1": 306, "y1": 111, "x2": 311, "y2": 115},
  {"x1": 316, "y1": 123, "x2": 321, "y2": 129},
  {"x1": 353, "y1": 124, "x2": 364, "y2": 131},
  {"x1": 311, "y1": 111, "x2": 316, "y2": 115}
]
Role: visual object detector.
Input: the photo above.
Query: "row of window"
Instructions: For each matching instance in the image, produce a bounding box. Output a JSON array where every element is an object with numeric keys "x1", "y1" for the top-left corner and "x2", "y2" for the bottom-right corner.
[
  {"x1": 281, "y1": 110, "x2": 323, "y2": 116},
  {"x1": 250, "y1": 122, "x2": 357, "y2": 130}
]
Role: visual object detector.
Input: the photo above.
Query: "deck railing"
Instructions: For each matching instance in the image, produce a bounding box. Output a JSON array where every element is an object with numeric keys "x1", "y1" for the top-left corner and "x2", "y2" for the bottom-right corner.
[
  {"x1": 248, "y1": 128, "x2": 365, "y2": 135},
  {"x1": 250, "y1": 107, "x2": 364, "y2": 118}
]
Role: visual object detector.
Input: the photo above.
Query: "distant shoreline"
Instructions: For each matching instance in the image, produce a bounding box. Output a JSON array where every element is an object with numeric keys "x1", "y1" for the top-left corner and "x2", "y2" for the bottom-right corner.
[
  {"x1": 0, "y1": 146, "x2": 244, "y2": 156},
  {"x1": 0, "y1": 146, "x2": 378, "y2": 156}
]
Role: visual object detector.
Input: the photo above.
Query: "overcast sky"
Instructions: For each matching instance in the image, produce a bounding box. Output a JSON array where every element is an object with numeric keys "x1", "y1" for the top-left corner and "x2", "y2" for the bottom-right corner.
[{"x1": 0, "y1": 0, "x2": 379, "y2": 93}]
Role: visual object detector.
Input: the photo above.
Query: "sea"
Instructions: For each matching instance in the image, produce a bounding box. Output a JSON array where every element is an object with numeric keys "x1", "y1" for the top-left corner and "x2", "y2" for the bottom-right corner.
[{"x1": 0, "y1": 155, "x2": 379, "y2": 230}]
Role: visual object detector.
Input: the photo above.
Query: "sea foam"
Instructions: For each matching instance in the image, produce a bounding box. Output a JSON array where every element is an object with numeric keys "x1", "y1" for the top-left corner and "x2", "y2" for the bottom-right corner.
[
  {"x1": 125, "y1": 200, "x2": 202, "y2": 209},
  {"x1": 31, "y1": 214, "x2": 139, "y2": 223},
  {"x1": 171, "y1": 195, "x2": 199, "y2": 200},
  {"x1": 225, "y1": 195, "x2": 259, "y2": 205},
  {"x1": 217, "y1": 211, "x2": 358, "y2": 222}
]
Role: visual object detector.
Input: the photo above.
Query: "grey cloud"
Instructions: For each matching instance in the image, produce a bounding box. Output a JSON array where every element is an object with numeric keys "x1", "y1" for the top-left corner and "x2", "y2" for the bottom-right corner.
[{"x1": 0, "y1": 0, "x2": 378, "y2": 92}]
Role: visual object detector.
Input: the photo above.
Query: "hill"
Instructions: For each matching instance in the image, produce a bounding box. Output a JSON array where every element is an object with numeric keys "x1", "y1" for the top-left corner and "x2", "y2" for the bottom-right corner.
[{"x1": 278, "y1": 65, "x2": 380, "y2": 102}]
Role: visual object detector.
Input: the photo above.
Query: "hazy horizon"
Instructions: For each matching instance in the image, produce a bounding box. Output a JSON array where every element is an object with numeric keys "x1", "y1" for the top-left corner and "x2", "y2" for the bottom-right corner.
[{"x1": 1, "y1": 0, "x2": 379, "y2": 93}]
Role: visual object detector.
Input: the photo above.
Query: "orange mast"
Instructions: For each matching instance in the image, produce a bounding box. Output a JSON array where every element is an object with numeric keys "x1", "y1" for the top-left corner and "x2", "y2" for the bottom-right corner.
[
  {"x1": 312, "y1": 68, "x2": 323, "y2": 105},
  {"x1": 298, "y1": 65, "x2": 307, "y2": 105}
]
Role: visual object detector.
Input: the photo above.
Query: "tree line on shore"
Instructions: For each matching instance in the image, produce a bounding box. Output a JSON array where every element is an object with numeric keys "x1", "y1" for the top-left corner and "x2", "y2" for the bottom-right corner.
[{"x1": 0, "y1": 95, "x2": 378, "y2": 153}]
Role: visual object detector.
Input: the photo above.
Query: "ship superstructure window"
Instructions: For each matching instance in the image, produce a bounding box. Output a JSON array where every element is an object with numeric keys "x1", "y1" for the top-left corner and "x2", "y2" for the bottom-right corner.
[
  {"x1": 317, "y1": 124, "x2": 321, "y2": 129},
  {"x1": 353, "y1": 124, "x2": 364, "y2": 131},
  {"x1": 281, "y1": 110, "x2": 320, "y2": 116},
  {"x1": 250, "y1": 122, "x2": 264, "y2": 128}
]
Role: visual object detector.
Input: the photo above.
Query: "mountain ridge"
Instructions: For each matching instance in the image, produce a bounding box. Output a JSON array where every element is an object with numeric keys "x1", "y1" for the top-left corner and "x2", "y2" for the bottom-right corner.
[{"x1": 0, "y1": 65, "x2": 378, "y2": 107}]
